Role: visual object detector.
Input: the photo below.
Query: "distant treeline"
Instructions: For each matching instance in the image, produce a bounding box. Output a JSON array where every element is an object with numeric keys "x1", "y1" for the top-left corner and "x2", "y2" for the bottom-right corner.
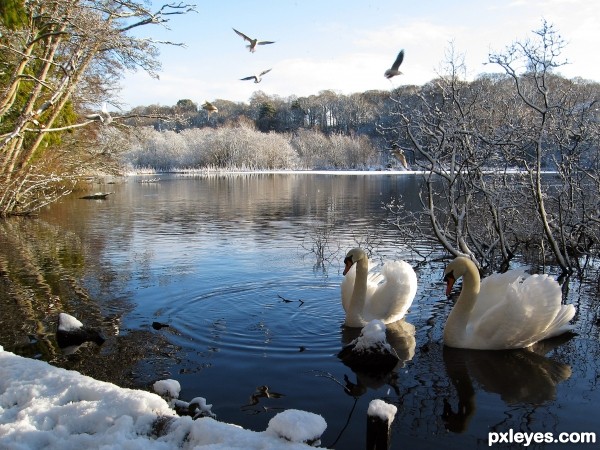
[
  {"x1": 121, "y1": 69, "x2": 600, "y2": 171},
  {"x1": 123, "y1": 124, "x2": 384, "y2": 171}
]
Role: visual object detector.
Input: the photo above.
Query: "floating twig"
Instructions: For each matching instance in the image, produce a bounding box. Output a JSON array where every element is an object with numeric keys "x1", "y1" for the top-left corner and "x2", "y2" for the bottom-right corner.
[{"x1": 277, "y1": 294, "x2": 305, "y2": 305}]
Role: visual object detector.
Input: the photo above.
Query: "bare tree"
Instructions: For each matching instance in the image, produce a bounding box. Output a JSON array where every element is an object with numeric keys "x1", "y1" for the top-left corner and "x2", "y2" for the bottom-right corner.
[
  {"x1": 383, "y1": 44, "x2": 515, "y2": 270},
  {"x1": 0, "y1": 0, "x2": 196, "y2": 216},
  {"x1": 383, "y1": 24, "x2": 600, "y2": 274},
  {"x1": 486, "y1": 20, "x2": 600, "y2": 273}
]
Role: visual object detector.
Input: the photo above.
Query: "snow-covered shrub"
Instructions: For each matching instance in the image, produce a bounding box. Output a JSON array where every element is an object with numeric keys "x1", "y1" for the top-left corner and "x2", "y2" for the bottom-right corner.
[
  {"x1": 122, "y1": 124, "x2": 378, "y2": 171},
  {"x1": 290, "y1": 129, "x2": 332, "y2": 169},
  {"x1": 291, "y1": 129, "x2": 379, "y2": 169}
]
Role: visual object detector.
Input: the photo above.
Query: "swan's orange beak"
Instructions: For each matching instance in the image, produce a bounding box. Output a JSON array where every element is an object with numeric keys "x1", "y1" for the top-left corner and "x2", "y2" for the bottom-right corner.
[
  {"x1": 444, "y1": 273, "x2": 455, "y2": 297},
  {"x1": 343, "y1": 257, "x2": 354, "y2": 276}
]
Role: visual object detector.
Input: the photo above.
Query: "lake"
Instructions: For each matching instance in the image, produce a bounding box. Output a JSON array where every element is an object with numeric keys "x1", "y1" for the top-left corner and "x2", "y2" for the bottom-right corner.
[{"x1": 0, "y1": 172, "x2": 598, "y2": 449}]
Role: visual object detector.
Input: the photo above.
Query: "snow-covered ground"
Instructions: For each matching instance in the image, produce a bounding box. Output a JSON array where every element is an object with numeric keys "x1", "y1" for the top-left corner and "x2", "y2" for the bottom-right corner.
[
  {"x1": 0, "y1": 346, "x2": 328, "y2": 450},
  {"x1": 128, "y1": 168, "x2": 424, "y2": 176}
]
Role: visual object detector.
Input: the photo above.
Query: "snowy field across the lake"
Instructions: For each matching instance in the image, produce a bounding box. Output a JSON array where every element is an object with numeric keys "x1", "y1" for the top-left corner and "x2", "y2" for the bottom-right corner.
[{"x1": 0, "y1": 346, "x2": 328, "y2": 450}]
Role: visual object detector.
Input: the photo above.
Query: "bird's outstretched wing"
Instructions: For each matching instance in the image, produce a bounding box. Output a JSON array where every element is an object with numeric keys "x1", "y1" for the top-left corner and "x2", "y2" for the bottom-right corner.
[
  {"x1": 233, "y1": 28, "x2": 251, "y2": 42},
  {"x1": 257, "y1": 40, "x2": 275, "y2": 46},
  {"x1": 259, "y1": 68, "x2": 272, "y2": 76},
  {"x1": 240, "y1": 76, "x2": 257, "y2": 81},
  {"x1": 391, "y1": 50, "x2": 405, "y2": 71}
]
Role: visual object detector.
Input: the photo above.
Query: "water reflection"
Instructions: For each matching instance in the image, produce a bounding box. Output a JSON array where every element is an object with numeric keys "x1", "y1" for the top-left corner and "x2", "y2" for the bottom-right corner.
[
  {"x1": 338, "y1": 320, "x2": 416, "y2": 403},
  {"x1": 442, "y1": 338, "x2": 573, "y2": 433},
  {"x1": 0, "y1": 173, "x2": 598, "y2": 449},
  {"x1": 241, "y1": 385, "x2": 286, "y2": 415},
  {"x1": 0, "y1": 216, "x2": 178, "y2": 388}
]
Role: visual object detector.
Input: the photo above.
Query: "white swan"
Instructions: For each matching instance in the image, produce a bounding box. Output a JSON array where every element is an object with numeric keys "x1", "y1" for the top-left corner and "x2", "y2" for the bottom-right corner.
[
  {"x1": 442, "y1": 257, "x2": 576, "y2": 350},
  {"x1": 341, "y1": 248, "x2": 417, "y2": 327}
]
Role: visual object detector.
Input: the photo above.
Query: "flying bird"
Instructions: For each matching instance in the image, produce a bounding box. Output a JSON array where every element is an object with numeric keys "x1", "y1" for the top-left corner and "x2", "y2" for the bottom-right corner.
[
  {"x1": 384, "y1": 49, "x2": 405, "y2": 79},
  {"x1": 202, "y1": 101, "x2": 218, "y2": 115},
  {"x1": 240, "y1": 68, "x2": 272, "y2": 84},
  {"x1": 232, "y1": 28, "x2": 275, "y2": 52},
  {"x1": 391, "y1": 148, "x2": 409, "y2": 170}
]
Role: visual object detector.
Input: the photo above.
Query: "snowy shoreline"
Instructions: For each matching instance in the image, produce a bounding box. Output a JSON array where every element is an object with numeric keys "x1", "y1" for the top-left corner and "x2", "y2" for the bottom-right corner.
[
  {"x1": 127, "y1": 167, "x2": 423, "y2": 176},
  {"x1": 124, "y1": 167, "x2": 557, "y2": 177},
  {"x1": 0, "y1": 346, "x2": 328, "y2": 450}
]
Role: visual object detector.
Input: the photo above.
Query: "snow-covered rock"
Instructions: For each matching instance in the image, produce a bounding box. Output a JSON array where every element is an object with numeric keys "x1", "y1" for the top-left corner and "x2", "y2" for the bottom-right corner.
[
  {"x1": 56, "y1": 312, "x2": 105, "y2": 350},
  {"x1": 338, "y1": 320, "x2": 400, "y2": 372},
  {"x1": 266, "y1": 409, "x2": 327, "y2": 446}
]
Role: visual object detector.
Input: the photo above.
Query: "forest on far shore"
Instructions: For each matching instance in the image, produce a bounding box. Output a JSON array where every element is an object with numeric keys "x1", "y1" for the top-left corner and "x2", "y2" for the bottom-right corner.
[
  {"x1": 117, "y1": 61, "x2": 599, "y2": 173},
  {"x1": 2, "y1": 0, "x2": 598, "y2": 274}
]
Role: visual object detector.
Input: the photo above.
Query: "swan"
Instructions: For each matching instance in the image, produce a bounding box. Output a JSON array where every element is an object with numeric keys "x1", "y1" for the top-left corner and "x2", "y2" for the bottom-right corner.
[
  {"x1": 442, "y1": 257, "x2": 576, "y2": 350},
  {"x1": 341, "y1": 248, "x2": 417, "y2": 327}
]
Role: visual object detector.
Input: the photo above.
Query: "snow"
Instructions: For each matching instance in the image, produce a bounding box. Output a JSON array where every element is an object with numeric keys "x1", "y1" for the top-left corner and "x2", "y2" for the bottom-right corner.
[
  {"x1": 266, "y1": 409, "x2": 327, "y2": 445},
  {"x1": 0, "y1": 346, "x2": 328, "y2": 449},
  {"x1": 57, "y1": 313, "x2": 83, "y2": 332},
  {"x1": 352, "y1": 320, "x2": 391, "y2": 353},
  {"x1": 367, "y1": 399, "x2": 398, "y2": 423},
  {"x1": 152, "y1": 379, "x2": 181, "y2": 399}
]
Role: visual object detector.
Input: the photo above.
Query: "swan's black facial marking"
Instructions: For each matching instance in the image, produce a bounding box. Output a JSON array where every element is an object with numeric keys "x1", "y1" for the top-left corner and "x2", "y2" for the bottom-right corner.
[
  {"x1": 343, "y1": 255, "x2": 354, "y2": 276},
  {"x1": 443, "y1": 270, "x2": 456, "y2": 297}
]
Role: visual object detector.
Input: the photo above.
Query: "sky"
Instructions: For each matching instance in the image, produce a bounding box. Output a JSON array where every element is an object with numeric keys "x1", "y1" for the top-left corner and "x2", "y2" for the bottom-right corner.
[{"x1": 116, "y1": 0, "x2": 600, "y2": 109}]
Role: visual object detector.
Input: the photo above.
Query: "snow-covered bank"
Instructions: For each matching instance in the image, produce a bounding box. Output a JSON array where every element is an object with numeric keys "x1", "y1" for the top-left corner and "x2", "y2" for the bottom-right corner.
[
  {"x1": 124, "y1": 167, "x2": 555, "y2": 178},
  {"x1": 127, "y1": 168, "x2": 423, "y2": 176},
  {"x1": 0, "y1": 346, "x2": 327, "y2": 450}
]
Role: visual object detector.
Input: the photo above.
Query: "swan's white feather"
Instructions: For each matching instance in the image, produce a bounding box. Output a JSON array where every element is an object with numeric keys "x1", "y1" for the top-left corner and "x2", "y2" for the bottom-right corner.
[
  {"x1": 341, "y1": 256, "x2": 417, "y2": 326},
  {"x1": 445, "y1": 258, "x2": 575, "y2": 349},
  {"x1": 367, "y1": 260, "x2": 417, "y2": 322},
  {"x1": 469, "y1": 268, "x2": 528, "y2": 322}
]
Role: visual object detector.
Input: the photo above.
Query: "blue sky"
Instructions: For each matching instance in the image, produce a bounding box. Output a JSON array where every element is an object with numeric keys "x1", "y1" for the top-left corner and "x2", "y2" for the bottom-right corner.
[{"x1": 117, "y1": 0, "x2": 599, "y2": 108}]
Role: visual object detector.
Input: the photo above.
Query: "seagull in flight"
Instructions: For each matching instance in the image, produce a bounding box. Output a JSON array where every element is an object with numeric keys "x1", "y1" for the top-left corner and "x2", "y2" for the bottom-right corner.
[
  {"x1": 384, "y1": 49, "x2": 405, "y2": 79},
  {"x1": 240, "y1": 68, "x2": 272, "y2": 83},
  {"x1": 233, "y1": 28, "x2": 275, "y2": 52}
]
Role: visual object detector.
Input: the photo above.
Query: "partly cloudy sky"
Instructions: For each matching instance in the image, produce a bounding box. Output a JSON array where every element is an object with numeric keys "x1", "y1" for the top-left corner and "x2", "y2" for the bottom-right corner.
[{"x1": 116, "y1": 0, "x2": 599, "y2": 108}]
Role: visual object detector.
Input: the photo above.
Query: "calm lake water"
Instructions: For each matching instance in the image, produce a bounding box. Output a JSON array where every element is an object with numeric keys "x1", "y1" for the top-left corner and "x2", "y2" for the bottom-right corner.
[{"x1": 0, "y1": 172, "x2": 599, "y2": 449}]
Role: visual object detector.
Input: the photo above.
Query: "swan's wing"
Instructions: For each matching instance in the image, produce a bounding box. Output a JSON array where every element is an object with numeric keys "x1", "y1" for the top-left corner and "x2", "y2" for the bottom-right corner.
[
  {"x1": 471, "y1": 273, "x2": 574, "y2": 349},
  {"x1": 365, "y1": 262, "x2": 384, "y2": 299},
  {"x1": 469, "y1": 268, "x2": 527, "y2": 322},
  {"x1": 511, "y1": 274, "x2": 575, "y2": 342},
  {"x1": 365, "y1": 260, "x2": 417, "y2": 323}
]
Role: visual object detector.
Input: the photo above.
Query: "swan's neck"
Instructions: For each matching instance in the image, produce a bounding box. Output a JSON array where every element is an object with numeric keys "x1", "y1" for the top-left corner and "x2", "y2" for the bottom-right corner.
[
  {"x1": 346, "y1": 258, "x2": 369, "y2": 326},
  {"x1": 444, "y1": 267, "x2": 480, "y2": 346}
]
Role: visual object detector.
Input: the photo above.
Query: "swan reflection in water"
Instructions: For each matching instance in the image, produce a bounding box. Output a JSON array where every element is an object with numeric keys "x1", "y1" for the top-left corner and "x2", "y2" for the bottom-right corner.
[
  {"x1": 442, "y1": 336, "x2": 573, "y2": 433},
  {"x1": 339, "y1": 319, "x2": 416, "y2": 396}
]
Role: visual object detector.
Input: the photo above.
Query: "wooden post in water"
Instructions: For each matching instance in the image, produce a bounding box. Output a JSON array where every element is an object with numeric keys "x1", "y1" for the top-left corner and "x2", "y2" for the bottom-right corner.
[{"x1": 366, "y1": 399, "x2": 397, "y2": 450}]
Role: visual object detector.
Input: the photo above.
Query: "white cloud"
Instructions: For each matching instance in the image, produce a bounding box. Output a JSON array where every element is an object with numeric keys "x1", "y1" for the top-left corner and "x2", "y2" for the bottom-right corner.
[{"x1": 117, "y1": 0, "x2": 600, "y2": 107}]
